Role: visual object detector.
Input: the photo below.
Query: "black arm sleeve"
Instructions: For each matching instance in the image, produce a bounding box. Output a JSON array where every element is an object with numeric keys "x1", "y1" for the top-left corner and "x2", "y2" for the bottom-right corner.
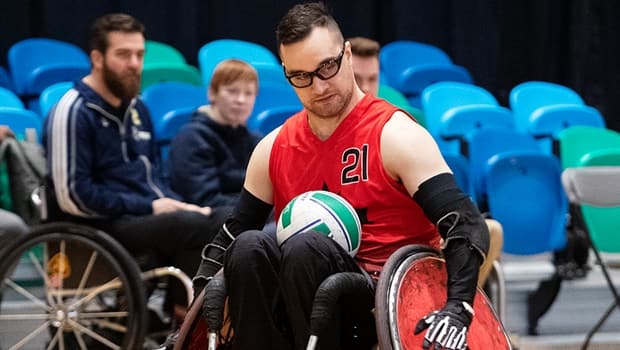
[
  {"x1": 193, "y1": 188, "x2": 273, "y2": 292},
  {"x1": 413, "y1": 173, "x2": 489, "y2": 304}
]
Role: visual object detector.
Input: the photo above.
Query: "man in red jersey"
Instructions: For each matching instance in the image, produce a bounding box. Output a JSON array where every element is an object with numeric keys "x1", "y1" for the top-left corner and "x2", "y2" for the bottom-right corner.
[{"x1": 195, "y1": 3, "x2": 489, "y2": 350}]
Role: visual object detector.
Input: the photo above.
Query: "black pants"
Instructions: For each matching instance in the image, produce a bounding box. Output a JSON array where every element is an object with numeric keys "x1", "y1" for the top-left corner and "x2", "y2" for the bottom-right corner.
[
  {"x1": 49, "y1": 207, "x2": 232, "y2": 306},
  {"x1": 224, "y1": 230, "x2": 375, "y2": 350}
]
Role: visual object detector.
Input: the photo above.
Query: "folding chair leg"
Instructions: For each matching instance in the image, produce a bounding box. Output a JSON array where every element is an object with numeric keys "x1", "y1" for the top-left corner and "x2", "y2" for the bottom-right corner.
[
  {"x1": 581, "y1": 300, "x2": 620, "y2": 350},
  {"x1": 580, "y1": 233, "x2": 620, "y2": 350}
]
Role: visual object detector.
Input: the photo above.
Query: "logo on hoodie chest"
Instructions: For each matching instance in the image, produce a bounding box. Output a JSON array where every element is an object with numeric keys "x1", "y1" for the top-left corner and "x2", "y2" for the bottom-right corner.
[{"x1": 130, "y1": 108, "x2": 151, "y2": 141}]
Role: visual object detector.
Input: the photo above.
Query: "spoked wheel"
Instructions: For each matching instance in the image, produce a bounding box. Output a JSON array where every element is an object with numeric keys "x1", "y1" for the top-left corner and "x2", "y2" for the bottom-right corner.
[
  {"x1": 375, "y1": 244, "x2": 512, "y2": 350},
  {"x1": 0, "y1": 222, "x2": 147, "y2": 350}
]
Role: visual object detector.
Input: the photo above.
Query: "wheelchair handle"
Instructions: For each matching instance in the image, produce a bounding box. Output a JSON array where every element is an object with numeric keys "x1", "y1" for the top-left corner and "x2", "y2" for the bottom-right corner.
[
  {"x1": 203, "y1": 273, "x2": 227, "y2": 333},
  {"x1": 307, "y1": 272, "x2": 374, "y2": 349}
]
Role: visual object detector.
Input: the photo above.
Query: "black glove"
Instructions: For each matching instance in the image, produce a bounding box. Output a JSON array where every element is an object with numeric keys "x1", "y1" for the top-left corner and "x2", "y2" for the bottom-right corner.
[
  {"x1": 192, "y1": 225, "x2": 235, "y2": 293},
  {"x1": 414, "y1": 299, "x2": 474, "y2": 350}
]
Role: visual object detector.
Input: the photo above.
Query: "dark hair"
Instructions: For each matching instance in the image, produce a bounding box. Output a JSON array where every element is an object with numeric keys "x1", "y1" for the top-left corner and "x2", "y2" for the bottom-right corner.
[
  {"x1": 276, "y1": 2, "x2": 343, "y2": 48},
  {"x1": 89, "y1": 13, "x2": 145, "y2": 53},
  {"x1": 348, "y1": 37, "x2": 380, "y2": 58}
]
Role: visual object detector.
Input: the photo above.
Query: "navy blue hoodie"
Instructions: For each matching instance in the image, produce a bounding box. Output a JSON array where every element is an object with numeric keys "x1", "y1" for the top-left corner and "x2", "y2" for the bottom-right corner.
[
  {"x1": 43, "y1": 80, "x2": 178, "y2": 218},
  {"x1": 168, "y1": 107, "x2": 260, "y2": 207}
]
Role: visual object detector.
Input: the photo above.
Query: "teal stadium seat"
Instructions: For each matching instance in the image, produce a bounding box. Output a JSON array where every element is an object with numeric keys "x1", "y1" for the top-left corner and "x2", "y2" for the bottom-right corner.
[
  {"x1": 141, "y1": 41, "x2": 202, "y2": 91},
  {"x1": 378, "y1": 84, "x2": 426, "y2": 127},
  {"x1": 562, "y1": 150, "x2": 620, "y2": 348}
]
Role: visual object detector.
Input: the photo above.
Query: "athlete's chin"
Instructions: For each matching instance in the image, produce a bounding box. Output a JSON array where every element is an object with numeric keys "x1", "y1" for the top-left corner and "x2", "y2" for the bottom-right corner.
[{"x1": 307, "y1": 99, "x2": 344, "y2": 118}]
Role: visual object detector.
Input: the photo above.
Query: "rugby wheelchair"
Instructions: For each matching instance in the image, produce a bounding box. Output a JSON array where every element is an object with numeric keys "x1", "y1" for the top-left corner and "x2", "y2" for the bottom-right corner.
[
  {"x1": 0, "y1": 221, "x2": 195, "y2": 349},
  {"x1": 164, "y1": 244, "x2": 511, "y2": 350}
]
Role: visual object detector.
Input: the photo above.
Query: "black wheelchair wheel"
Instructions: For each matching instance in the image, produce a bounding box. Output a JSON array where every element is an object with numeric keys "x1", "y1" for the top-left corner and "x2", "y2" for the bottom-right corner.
[
  {"x1": 374, "y1": 244, "x2": 441, "y2": 350},
  {"x1": 0, "y1": 222, "x2": 147, "y2": 350}
]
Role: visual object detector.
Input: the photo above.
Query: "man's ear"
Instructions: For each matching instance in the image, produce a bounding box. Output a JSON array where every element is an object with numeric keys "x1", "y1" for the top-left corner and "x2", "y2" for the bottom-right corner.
[{"x1": 90, "y1": 50, "x2": 104, "y2": 70}]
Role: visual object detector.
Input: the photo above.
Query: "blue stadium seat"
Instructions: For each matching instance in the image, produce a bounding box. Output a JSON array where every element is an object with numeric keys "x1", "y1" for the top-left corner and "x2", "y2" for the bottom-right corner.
[
  {"x1": 0, "y1": 87, "x2": 24, "y2": 109},
  {"x1": 156, "y1": 106, "x2": 196, "y2": 168},
  {"x1": 468, "y1": 128, "x2": 540, "y2": 208},
  {"x1": 247, "y1": 105, "x2": 302, "y2": 135},
  {"x1": 421, "y1": 82, "x2": 514, "y2": 154},
  {"x1": 255, "y1": 63, "x2": 288, "y2": 86},
  {"x1": 8, "y1": 38, "x2": 89, "y2": 97},
  {"x1": 422, "y1": 81, "x2": 500, "y2": 135},
  {"x1": 39, "y1": 81, "x2": 72, "y2": 118},
  {"x1": 0, "y1": 108, "x2": 43, "y2": 141},
  {"x1": 509, "y1": 81, "x2": 605, "y2": 153},
  {"x1": 510, "y1": 81, "x2": 584, "y2": 130},
  {"x1": 485, "y1": 151, "x2": 567, "y2": 255},
  {"x1": 0, "y1": 67, "x2": 14, "y2": 92},
  {"x1": 141, "y1": 82, "x2": 207, "y2": 135},
  {"x1": 442, "y1": 153, "x2": 472, "y2": 196},
  {"x1": 379, "y1": 41, "x2": 473, "y2": 108},
  {"x1": 198, "y1": 39, "x2": 280, "y2": 87},
  {"x1": 250, "y1": 82, "x2": 301, "y2": 123}
]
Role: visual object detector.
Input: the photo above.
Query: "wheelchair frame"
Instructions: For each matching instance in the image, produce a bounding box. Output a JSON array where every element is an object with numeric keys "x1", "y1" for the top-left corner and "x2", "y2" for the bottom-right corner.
[
  {"x1": 0, "y1": 222, "x2": 194, "y2": 350},
  {"x1": 168, "y1": 244, "x2": 510, "y2": 350}
]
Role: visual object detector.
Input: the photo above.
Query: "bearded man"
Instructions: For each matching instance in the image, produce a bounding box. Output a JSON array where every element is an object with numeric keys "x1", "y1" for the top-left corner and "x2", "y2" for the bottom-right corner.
[{"x1": 43, "y1": 13, "x2": 228, "y2": 322}]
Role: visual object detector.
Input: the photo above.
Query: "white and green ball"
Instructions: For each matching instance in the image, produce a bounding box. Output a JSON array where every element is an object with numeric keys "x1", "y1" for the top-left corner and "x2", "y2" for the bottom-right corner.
[{"x1": 276, "y1": 190, "x2": 362, "y2": 257}]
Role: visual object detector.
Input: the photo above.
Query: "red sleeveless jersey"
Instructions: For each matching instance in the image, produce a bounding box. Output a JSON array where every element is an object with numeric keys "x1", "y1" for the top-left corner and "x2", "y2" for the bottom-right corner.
[{"x1": 270, "y1": 95, "x2": 440, "y2": 267}]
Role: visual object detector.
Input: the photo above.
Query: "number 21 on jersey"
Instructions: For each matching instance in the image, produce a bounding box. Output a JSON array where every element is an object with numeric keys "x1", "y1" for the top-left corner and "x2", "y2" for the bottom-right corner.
[{"x1": 341, "y1": 144, "x2": 369, "y2": 185}]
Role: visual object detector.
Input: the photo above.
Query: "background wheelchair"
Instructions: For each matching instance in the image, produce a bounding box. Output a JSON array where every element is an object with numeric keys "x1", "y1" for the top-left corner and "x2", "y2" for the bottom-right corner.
[
  {"x1": 0, "y1": 222, "x2": 194, "y2": 350},
  {"x1": 167, "y1": 244, "x2": 511, "y2": 350}
]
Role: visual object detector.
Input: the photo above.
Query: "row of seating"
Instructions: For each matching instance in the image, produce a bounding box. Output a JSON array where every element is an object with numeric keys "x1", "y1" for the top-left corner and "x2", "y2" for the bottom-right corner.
[
  {"x1": 0, "y1": 37, "x2": 458, "y2": 136},
  {"x1": 0, "y1": 38, "x2": 288, "y2": 94},
  {"x1": 423, "y1": 79, "x2": 618, "y2": 265},
  {"x1": 379, "y1": 40, "x2": 473, "y2": 108},
  {"x1": 423, "y1": 81, "x2": 605, "y2": 155},
  {"x1": 0, "y1": 37, "x2": 448, "y2": 115}
]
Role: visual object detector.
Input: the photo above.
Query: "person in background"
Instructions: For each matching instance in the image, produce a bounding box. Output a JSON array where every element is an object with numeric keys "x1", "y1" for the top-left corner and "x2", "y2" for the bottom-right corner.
[
  {"x1": 42, "y1": 13, "x2": 227, "y2": 320},
  {"x1": 349, "y1": 35, "x2": 504, "y2": 289},
  {"x1": 348, "y1": 36, "x2": 381, "y2": 96},
  {"x1": 169, "y1": 59, "x2": 261, "y2": 208},
  {"x1": 196, "y1": 3, "x2": 490, "y2": 349}
]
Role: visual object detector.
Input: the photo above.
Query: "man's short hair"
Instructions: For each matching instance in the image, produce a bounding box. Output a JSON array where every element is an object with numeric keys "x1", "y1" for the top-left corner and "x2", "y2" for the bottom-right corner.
[
  {"x1": 210, "y1": 59, "x2": 258, "y2": 92},
  {"x1": 89, "y1": 13, "x2": 145, "y2": 53},
  {"x1": 348, "y1": 37, "x2": 380, "y2": 58},
  {"x1": 276, "y1": 2, "x2": 343, "y2": 48}
]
